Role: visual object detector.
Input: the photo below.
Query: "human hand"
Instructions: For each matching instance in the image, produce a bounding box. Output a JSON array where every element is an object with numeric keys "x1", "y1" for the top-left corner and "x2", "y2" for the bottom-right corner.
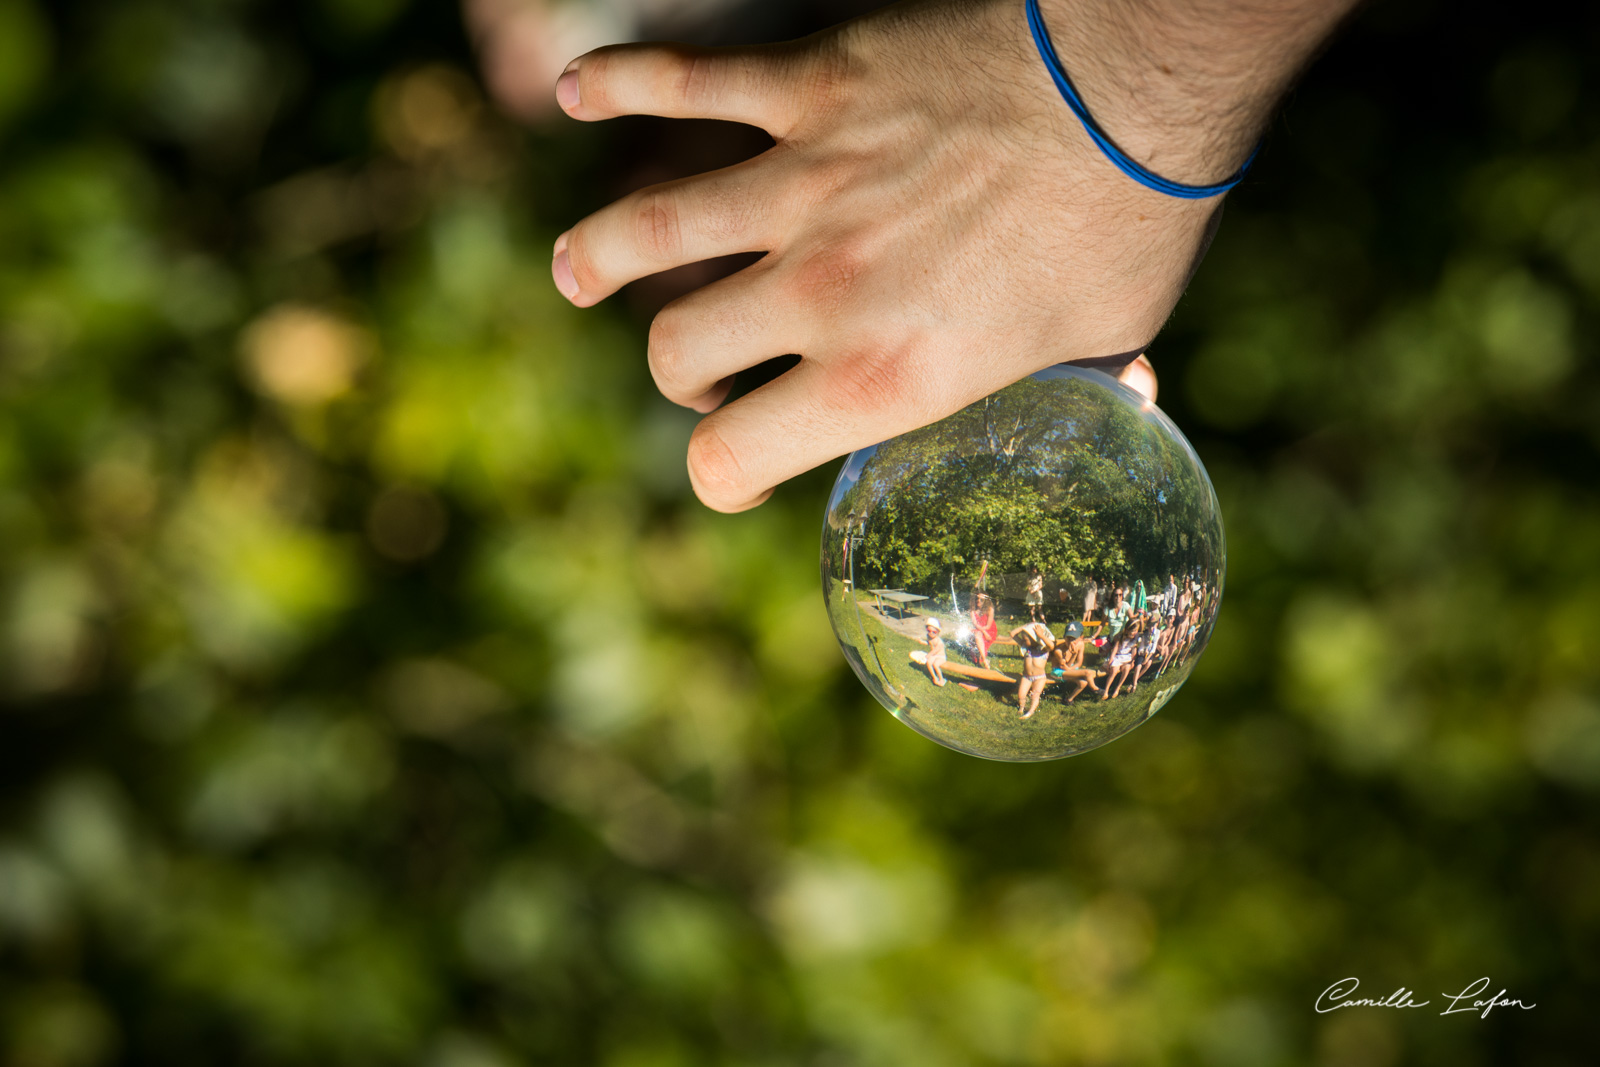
[{"x1": 550, "y1": 0, "x2": 1339, "y2": 511}]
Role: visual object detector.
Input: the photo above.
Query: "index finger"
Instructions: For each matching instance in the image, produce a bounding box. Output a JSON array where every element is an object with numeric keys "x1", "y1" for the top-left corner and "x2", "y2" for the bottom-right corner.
[
  {"x1": 684, "y1": 351, "x2": 965, "y2": 513},
  {"x1": 557, "y1": 41, "x2": 812, "y2": 137}
]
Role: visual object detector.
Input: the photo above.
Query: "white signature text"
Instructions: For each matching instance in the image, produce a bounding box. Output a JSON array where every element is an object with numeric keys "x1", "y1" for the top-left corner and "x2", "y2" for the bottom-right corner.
[{"x1": 1316, "y1": 977, "x2": 1535, "y2": 1019}]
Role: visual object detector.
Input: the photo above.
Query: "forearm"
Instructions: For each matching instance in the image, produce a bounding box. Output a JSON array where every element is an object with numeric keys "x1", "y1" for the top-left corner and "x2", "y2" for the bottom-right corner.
[{"x1": 1037, "y1": 0, "x2": 1361, "y2": 183}]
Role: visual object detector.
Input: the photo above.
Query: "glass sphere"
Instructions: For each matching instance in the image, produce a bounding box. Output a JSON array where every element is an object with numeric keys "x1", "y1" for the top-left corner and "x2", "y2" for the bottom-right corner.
[{"x1": 821, "y1": 364, "x2": 1225, "y2": 761}]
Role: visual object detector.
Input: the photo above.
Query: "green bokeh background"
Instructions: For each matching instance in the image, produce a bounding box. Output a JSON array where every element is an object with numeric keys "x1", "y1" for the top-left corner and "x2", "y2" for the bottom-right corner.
[{"x1": 0, "y1": 0, "x2": 1596, "y2": 1064}]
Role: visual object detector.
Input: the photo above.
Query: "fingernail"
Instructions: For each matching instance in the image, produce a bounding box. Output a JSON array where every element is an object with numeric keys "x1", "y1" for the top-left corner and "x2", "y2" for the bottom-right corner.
[
  {"x1": 552, "y1": 249, "x2": 579, "y2": 301},
  {"x1": 553, "y1": 229, "x2": 569, "y2": 257},
  {"x1": 556, "y1": 69, "x2": 580, "y2": 110}
]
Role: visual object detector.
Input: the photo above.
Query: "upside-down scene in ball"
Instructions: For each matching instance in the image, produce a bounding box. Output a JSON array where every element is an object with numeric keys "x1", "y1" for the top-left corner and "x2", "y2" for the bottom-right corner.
[{"x1": 824, "y1": 366, "x2": 1225, "y2": 761}]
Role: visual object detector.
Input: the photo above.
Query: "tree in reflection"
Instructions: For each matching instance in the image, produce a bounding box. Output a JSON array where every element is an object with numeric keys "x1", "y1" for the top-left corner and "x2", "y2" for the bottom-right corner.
[{"x1": 833, "y1": 374, "x2": 1222, "y2": 594}]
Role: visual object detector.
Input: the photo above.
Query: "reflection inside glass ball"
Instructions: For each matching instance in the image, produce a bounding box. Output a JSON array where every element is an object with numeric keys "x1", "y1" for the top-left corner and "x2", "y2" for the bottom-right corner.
[{"x1": 821, "y1": 364, "x2": 1225, "y2": 761}]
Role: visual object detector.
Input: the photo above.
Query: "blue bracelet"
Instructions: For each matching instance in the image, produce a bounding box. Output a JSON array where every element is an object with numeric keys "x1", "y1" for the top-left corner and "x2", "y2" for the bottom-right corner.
[{"x1": 1024, "y1": 0, "x2": 1258, "y2": 199}]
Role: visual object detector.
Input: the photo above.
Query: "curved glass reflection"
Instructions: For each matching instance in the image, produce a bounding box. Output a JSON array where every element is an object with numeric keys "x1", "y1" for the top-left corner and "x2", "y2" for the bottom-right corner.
[{"x1": 822, "y1": 365, "x2": 1225, "y2": 761}]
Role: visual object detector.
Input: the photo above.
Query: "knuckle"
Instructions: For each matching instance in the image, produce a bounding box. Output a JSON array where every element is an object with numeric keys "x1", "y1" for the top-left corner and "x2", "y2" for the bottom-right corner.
[
  {"x1": 646, "y1": 310, "x2": 692, "y2": 396},
  {"x1": 798, "y1": 155, "x2": 854, "y2": 205},
  {"x1": 790, "y1": 244, "x2": 867, "y2": 316},
  {"x1": 564, "y1": 225, "x2": 603, "y2": 292},
  {"x1": 797, "y1": 48, "x2": 851, "y2": 125},
  {"x1": 822, "y1": 340, "x2": 931, "y2": 420},
  {"x1": 686, "y1": 420, "x2": 750, "y2": 510},
  {"x1": 674, "y1": 50, "x2": 719, "y2": 110},
  {"x1": 582, "y1": 48, "x2": 618, "y2": 109},
  {"x1": 633, "y1": 190, "x2": 682, "y2": 262}
]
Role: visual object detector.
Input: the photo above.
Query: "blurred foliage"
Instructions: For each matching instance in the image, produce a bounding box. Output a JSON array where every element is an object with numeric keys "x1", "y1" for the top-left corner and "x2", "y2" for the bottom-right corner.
[{"x1": 0, "y1": 0, "x2": 1596, "y2": 1065}]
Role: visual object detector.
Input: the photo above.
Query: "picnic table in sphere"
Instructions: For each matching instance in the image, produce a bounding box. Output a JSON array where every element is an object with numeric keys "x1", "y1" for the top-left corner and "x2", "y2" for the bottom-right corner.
[{"x1": 867, "y1": 589, "x2": 931, "y2": 619}]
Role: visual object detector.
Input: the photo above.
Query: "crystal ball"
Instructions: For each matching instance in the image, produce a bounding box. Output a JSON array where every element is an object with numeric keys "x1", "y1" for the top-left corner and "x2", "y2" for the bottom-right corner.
[{"x1": 821, "y1": 364, "x2": 1225, "y2": 761}]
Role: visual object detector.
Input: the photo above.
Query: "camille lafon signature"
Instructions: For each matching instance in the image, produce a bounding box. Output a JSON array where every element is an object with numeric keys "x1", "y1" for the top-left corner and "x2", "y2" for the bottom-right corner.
[{"x1": 1316, "y1": 977, "x2": 1536, "y2": 1019}]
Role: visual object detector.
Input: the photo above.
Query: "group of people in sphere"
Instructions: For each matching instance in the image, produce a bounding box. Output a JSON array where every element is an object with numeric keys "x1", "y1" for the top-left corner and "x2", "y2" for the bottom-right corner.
[{"x1": 923, "y1": 563, "x2": 1217, "y2": 719}]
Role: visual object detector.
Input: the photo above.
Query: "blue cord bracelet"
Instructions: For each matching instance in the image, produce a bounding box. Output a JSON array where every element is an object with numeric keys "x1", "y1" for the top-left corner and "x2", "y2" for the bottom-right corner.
[{"x1": 1024, "y1": 0, "x2": 1258, "y2": 199}]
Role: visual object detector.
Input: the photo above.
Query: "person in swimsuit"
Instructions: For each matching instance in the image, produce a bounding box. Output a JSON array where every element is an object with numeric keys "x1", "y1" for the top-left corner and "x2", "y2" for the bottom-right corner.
[
  {"x1": 1178, "y1": 604, "x2": 1203, "y2": 662},
  {"x1": 1010, "y1": 619, "x2": 1054, "y2": 719},
  {"x1": 1145, "y1": 614, "x2": 1171, "y2": 681},
  {"x1": 1154, "y1": 616, "x2": 1180, "y2": 677},
  {"x1": 1168, "y1": 604, "x2": 1200, "y2": 670},
  {"x1": 1101, "y1": 620, "x2": 1142, "y2": 700},
  {"x1": 1048, "y1": 620, "x2": 1104, "y2": 704},
  {"x1": 1129, "y1": 617, "x2": 1162, "y2": 692},
  {"x1": 923, "y1": 617, "x2": 947, "y2": 687}
]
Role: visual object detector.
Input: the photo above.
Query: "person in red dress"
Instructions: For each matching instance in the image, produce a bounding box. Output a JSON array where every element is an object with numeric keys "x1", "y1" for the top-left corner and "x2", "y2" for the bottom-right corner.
[{"x1": 970, "y1": 593, "x2": 998, "y2": 671}]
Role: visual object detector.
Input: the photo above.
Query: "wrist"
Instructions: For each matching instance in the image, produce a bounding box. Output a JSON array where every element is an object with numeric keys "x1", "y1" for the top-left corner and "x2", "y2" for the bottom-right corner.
[{"x1": 1035, "y1": 0, "x2": 1356, "y2": 186}]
